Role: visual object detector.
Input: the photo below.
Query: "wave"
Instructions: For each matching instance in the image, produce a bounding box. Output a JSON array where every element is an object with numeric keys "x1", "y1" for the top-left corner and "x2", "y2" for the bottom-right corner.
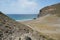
[{"x1": 16, "y1": 19, "x2": 33, "y2": 22}]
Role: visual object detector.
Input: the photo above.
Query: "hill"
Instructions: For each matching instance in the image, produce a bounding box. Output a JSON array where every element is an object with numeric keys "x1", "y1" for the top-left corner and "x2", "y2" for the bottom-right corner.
[
  {"x1": 38, "y1": 3, "x2": 60, "y2": 17},
  {"x1": 22, "y1": 3, "x2": 60, "y2": 40}
]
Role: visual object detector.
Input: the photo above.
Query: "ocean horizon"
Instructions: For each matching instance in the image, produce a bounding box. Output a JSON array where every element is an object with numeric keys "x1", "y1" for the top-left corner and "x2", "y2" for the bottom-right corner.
[{"x1": 6, "y1": 14, "x2": 38, "y2": 21}]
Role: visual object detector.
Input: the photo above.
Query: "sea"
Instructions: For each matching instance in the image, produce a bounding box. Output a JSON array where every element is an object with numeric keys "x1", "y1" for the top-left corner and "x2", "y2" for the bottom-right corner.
[{"x1": 6, "y1": 14, "x2": 38, "y2": 21}]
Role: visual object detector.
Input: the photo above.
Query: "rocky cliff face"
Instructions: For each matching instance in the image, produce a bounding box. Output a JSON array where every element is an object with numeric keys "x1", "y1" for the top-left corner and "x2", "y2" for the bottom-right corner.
[
  {"x1": 0, "y1": 12, "x2": 53, "y2": 40},
  {"x1": 38, "y1": 3, "x2": 60, "y2": 17}
]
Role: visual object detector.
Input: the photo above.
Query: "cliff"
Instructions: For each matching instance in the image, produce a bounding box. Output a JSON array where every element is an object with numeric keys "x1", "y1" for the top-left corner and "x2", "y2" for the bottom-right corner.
[
  {"x1": 0, "y1": 12, "x2": 53, "y2": 40},
  {"x1": 38, "y1": 3, "x2": 60, "y2": 17}
]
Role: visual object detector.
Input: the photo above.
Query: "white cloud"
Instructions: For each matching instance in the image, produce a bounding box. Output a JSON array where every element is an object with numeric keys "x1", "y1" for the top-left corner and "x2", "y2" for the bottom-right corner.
[{"x1": 0, "y1": 0, "x2": 39, "y2": 14}]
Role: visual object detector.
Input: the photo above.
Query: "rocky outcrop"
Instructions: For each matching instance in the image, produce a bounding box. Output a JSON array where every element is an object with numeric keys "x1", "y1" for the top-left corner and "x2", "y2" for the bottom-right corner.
[
  {"x1": 38, "y1": 3, "x2": 60, "y2": 17},
  {"x1": 0, "y1": 12, "x2": 54, "y2": 40}
]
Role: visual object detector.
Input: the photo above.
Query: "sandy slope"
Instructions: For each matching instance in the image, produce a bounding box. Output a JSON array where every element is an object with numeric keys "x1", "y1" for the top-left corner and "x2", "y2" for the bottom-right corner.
[{"x1": 21, "y1": 14, "x2": 60, "y2": 40}]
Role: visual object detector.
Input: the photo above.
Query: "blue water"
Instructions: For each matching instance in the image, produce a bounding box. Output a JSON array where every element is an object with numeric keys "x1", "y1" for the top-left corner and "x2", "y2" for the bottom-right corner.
[{"x1": 6, "y1": 14, "x2": 37, "y2": 21}]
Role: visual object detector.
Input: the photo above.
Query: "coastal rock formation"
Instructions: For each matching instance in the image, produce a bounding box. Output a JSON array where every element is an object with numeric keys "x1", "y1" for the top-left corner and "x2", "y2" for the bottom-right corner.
[
  {"x1": 38, "y1": 3, "x2": 60, "y2": 17},
  {"x1": 0, "y1": 12, "x2": 53, "y2": 40}
]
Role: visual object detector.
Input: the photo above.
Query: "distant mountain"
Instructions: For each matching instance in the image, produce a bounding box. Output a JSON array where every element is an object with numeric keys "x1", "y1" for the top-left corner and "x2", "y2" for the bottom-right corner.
[{"x1": 0, "y1": 12, "x2": 53, "y2": 40}]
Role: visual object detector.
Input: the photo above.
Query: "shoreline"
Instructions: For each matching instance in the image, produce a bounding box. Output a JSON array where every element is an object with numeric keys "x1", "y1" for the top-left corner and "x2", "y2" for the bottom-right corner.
[{"x1": 16, "y1": 19, "x2": 33, "y2": 22}]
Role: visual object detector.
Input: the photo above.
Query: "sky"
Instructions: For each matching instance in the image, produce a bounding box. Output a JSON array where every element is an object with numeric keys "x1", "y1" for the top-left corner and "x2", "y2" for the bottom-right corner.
[{"x1": 0, "y1": 0, "x2": 60, "y2": 14}]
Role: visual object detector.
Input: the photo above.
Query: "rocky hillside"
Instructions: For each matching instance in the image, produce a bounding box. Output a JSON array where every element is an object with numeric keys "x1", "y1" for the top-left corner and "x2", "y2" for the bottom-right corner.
[
  {"x1": 0, "y1": 12, "x2": 54, "y2": 40},
  {"x1": 22, "y1": 3, "x2": 60, "y2": 40},
  {"x1": 38, "y1": 3, "x2": 60, "y2": 17}
]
